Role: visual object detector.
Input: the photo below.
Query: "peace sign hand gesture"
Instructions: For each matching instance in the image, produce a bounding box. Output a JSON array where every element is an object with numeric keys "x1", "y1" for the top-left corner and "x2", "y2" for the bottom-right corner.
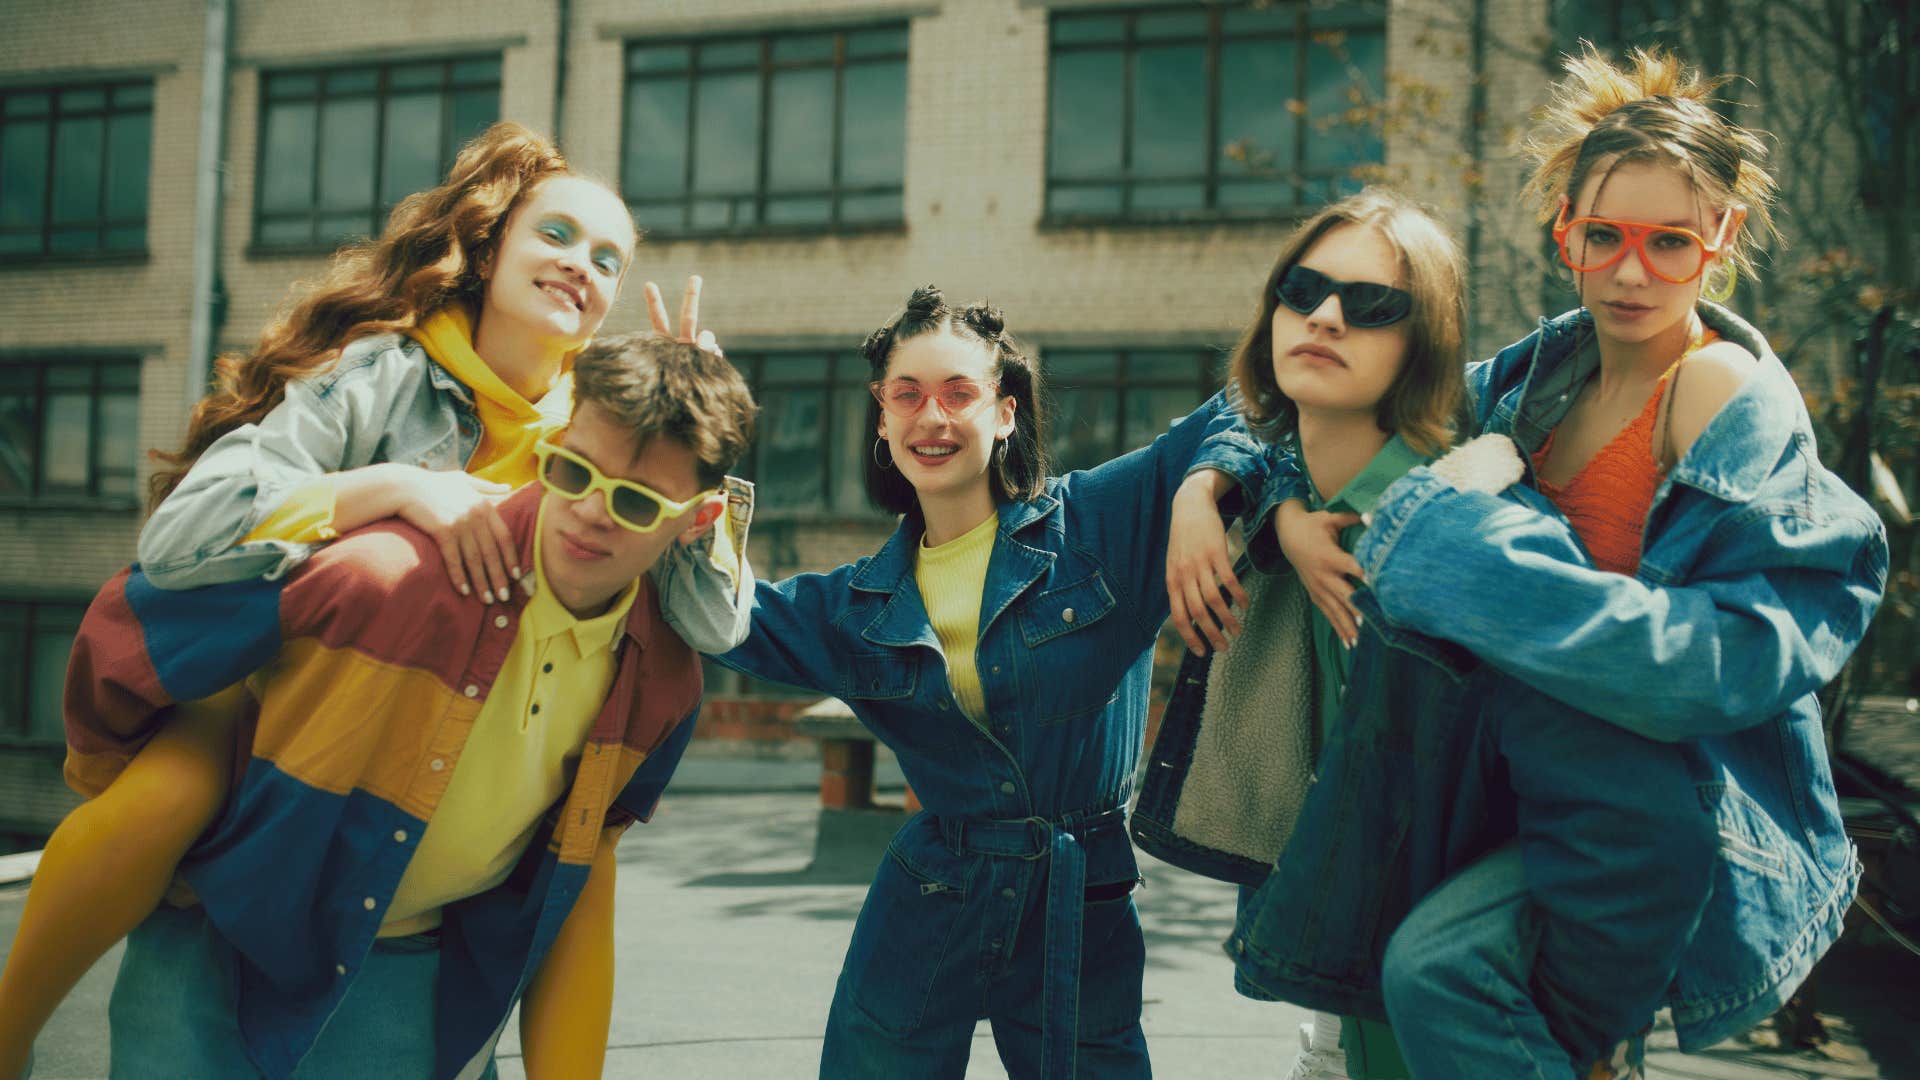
[{"x1": 644, "y1": 275, "x2": 722, "y2": 354}]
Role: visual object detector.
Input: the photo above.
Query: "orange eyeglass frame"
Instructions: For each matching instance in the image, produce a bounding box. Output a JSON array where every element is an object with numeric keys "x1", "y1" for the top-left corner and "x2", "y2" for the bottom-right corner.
[{"x1": 1552, "y1": 195, "x2": 1746, "y2": 285}]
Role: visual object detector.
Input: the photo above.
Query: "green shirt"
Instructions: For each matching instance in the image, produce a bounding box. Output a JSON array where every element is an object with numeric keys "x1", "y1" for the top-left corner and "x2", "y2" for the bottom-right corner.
[{"x1": 1302, "y1": 433, "x2": 1430, "y2": 757}]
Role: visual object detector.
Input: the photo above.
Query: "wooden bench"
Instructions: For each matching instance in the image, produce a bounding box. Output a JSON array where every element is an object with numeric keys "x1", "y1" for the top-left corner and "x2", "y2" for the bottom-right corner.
[{"x1": 793, "y1": 697, "x2": 918, "y2": 812}]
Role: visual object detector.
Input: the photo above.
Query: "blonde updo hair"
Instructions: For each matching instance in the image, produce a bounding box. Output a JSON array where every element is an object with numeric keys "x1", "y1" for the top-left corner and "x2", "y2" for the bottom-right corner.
[{"x1": 1520, "y1": 45, "x2": 1780, "y2": 290}]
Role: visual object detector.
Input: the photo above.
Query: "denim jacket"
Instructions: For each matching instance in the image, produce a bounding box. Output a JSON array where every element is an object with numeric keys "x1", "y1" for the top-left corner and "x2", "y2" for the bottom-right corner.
[
  {"x1": 136, "y1": 333, "x2": 754, "y2": 654},
  {"x1": 1193, "y1": 303, "x2": 1886, "y2": 1050},
  {"x1": 712, "y1": 390, "x2": 1267, "y2": 1077}
]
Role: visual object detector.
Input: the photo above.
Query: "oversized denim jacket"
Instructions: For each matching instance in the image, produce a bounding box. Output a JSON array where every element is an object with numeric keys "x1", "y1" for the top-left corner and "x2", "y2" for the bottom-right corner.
[
  {"x1": 711, "y1": 390, "x2": 1268, "y2": 1075},
  {"x1": 1220, "y1": 302, "x2": 1887, "y2": 1050},
  {"x1": 136, "y1": 333, "x2": 754, "y2": 654}
]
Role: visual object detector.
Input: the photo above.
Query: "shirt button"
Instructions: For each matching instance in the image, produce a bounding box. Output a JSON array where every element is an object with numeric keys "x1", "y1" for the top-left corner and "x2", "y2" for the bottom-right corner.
[
  {"x1": 530, "y1": 704, "x2": 541, "y2": 716},
  {"x1": 990, "y1": 938, "x2": 1004, "y2": 950},
  {"x1": 1061, "y1": 608, "x2": 1076, "y2": 624},
  {"x1": 393, "y1": 830, "x2": 408, "y2": 843},
  {"x1": 999, "y1": 781, "x2": 1015, "y2": 795},
  {"x1": 991, "y1": 665, "x2": 1001, "y2": 675},
  {"x1": 543, "y1": 663, "x2": 553, "y2": 674},
  {"x1": 429, "y1": 758, "x2": 446, "y2": 772},
  {"x1": 494, "y1": 614, "x2": 509, "y2": 629},
  {"x1": 1001, "y1": 887, "x2": 1015, "y2": 900},
  {"x1": 463, "y1": 684, "x2": 479, "y2": 698},
  {"x1": 362, "y1": 897, "x2": 376, "y2": 911},
  {"x1": 938, "y1": 701, "x2": 950, "y2": 711}
]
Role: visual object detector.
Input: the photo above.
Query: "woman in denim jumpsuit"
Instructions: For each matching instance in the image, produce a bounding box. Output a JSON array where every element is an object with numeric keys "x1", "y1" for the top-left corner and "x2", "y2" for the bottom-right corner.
[{"x1": 712, "y1": 288, "x2": 1268, "y2": 1079}]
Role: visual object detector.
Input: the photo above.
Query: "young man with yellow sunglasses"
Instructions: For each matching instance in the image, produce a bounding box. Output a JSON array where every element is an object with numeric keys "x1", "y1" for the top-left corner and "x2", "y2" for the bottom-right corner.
[{"x1": 63, "y1": 332, "x2": 756, "y2": 1079}]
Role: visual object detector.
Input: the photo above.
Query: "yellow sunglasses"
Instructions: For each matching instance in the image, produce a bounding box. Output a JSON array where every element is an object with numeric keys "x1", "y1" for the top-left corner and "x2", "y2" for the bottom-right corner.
[{"x1": 533, "y1": 437, "x2": 715, "y2": 534}]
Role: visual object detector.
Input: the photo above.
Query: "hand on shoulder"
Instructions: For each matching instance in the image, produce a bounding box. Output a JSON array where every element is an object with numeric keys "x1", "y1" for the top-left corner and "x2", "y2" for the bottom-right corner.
[{"x1": 1665, "y1": 340, "x2": 1756, "y2": 467}]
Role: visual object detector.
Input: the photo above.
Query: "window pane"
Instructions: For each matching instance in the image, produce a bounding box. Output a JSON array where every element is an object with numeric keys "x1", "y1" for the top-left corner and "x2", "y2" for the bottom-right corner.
[
  {"x1": 625, "y1": 80, "x2": 690, "y2": 196},
  {"x1": 1221, "y1": 40, "x2": 1298, "y2": 179},
  {"x1": 114, "y1": 84, "x2": 154, "y2": 109},
  {"x1": 0, "y1": 121, "x2": 49, "y2": 229},
  {"x1": 326, "y1": 69, "x2": 378, "y2": 95},
  {"x1": 1053, "y1": 16, "x2": 1125, "y2": 46},
  {"x1": 757, "y1": 388, "x2": 826, "y2": 509},
  {"x1": 1130, "y1": 350, "x2": 1206, "y2": 378},
  {"x1": 766, "y1": 196, "x2": 831, "y2": 225},
  {"x1": 390, "y1": 65, "x2": 442, "y2": 91},
  {"x1": 451, "y1": 58, "x2": 501, "y2": 84},
  {"x1": 41, "y1": 390, "x2": 91, "y2": 493},
  {"x1": 691, "y1": 73, "x2": 760, "y2": 194},
  {"x1": 260, "y1": 102, "x2": 317, "y2": 213},
  {"x1": 95, "y1": 382, "x2": 138, "y2": 498},
  {"x1": 105, "y1": 113, "x2": 150, "y2": 221},
  {"x1": 773, "y1": 34, "x2": 836, "y2": 63},
  {"x1": 842, "y1": 61, "x2": 906, "y2": 187},
  {"x1": 840, "y1": 191, "x2": 901, "y2": 224},
  {"x1": 0, "y1": 370, "x2": 36, "y2": 495},
  {"x1": 317, "y1": 98, "x2": 378, "y2": 209},
  {"x1": 1136, "y1": 11, "x2": 1208, "y2": 40},
  {"x1": 630, "y1": 45, "x2": 692, "y2": 74},
  {"x1": 1132, "y1": 183, "x2": 1205, "y2": 210},
  {"x1": 762, "y1": 354, "x2": 830, "y2": 386},
  {"x1": 1047, "y1": 184, "x2": 1122, "y2": 216},
  {"x1": 448, "y1": 88, "x2": 497, "y2": 155},
  {"x1": 1305, "y1": 27, "x2": 1385, "y2": 173},
  {"x1": 1050, "y1": 387, "x2": 1117, "y2": 474},
  {"x1": 0, "y1": 607, "x2": 23, "y2": 735},
  {"x1": 1126, "y1": 386, "x2": 1207, "y2": 448},
  {"x1": 62, "y1": 88, "x2": 107, "y2": 111},
  {"x1": 700, "y1": 41, "x2": 761, "y2": 68},
  {"x1": 258, "y1": 217, "x2": 312, "y2": 247},
  {"x1": 1224, "y1": 8, "x2": 1297, "y2": 34},
  {"x1": 833, "y1": 384, "x2": 870, "y2": 513},
  {"x1": 1049, "y1": 51, "x2": 1124, "y2": 179},
  {"x1": 51, "y1": 116, "x2": 104, "y2": 224},
  {"x1": 380, "y1": 91, "x2": 443, "y2": 206},
  {"x1": 1045, "y1": 352, "x2": 1118, "y2": 380},
  {"x1": 266, "y1": 72, "x2": 320, "y2": 98},
  {"x1": 4, "y1": 93, "x2": 52, "y2": 118},
  {"x1": 317, "y1": 211, "x2": 372, "y2": 245},
  {"x1": 1132, "y1": 45, "x2": 1205, "y2": 181},
  {"x1": 767, "y1": 68, "x2": 834, "y2": 191},
  {"x1": 846, "y1": 27, "x2": 908, "y2": 57},
  {"x1": 30, "y1": 610, "x2": 82, "y2": 743}
]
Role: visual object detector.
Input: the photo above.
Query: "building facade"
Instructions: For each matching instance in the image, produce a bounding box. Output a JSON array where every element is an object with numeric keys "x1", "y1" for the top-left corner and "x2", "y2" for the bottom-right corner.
[{"x1": 0, "y1": 0, "x2": 1879, "y2": 839}]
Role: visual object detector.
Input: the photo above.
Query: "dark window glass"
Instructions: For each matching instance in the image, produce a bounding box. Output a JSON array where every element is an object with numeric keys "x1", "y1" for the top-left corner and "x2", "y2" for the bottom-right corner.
[
  {"x1": 0, "y1": 359, "x2": 141, "y2": 501},
  {"x1": 623, "y1": 25, "x2": 910, "y2": 235},
  {"x1": 1046, "y1": 3, "x2": 1387, "y2": 220},
  {"x1": 0, "y1": 600, "x2": 88, "y2": 745},
  {"x1": 732, "y1": 353, "x2": 878, "y2": 516},
  {"x1": 1042, "y1": 349, "x2": 1219, "y2": 473},
  {"x1": 0, "y1": 81, "x2": 151, "y2": 255},
  {"x1": 254, "y1": 56, "x2": 501, "y2": 250}
]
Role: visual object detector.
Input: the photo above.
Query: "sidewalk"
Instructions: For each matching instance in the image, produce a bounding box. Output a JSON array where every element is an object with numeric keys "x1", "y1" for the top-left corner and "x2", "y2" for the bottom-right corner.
[{"x1": 3, "y1": 766, "x2": 1910, "y2": 1077}]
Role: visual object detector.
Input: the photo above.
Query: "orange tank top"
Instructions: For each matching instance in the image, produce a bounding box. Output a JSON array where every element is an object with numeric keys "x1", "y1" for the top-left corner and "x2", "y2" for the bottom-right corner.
[{"x1": 1531, "y1": 332, "x2": 1717, "y2": 576}]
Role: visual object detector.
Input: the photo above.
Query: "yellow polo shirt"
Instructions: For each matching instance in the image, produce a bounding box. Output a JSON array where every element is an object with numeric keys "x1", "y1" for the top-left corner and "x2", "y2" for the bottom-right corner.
[
  {"x1": 379, "y1": 504, "x2": 637, "y2": 937},
  {"x1": 914, "y1": 513, "x2": 997, "y2": 724}
]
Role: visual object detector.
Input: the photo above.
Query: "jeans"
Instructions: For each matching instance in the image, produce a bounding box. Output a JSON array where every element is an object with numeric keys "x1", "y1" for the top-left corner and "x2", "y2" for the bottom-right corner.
[
  {"x1": 108, "y1": 905, "x2": 498, "y2": 1079},
  {"x1": 1382, "y1": 845, "x2": 1646, "y2": 1080}
]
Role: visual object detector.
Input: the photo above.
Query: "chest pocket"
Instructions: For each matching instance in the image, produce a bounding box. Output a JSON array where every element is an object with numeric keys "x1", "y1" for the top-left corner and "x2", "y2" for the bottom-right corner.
[
  {"x1": 1017, "y1": 573, "x2": 1117, "y2": 648},
  {"x1": 845, "y1": 653, "x2": 918, "y2": 701}
]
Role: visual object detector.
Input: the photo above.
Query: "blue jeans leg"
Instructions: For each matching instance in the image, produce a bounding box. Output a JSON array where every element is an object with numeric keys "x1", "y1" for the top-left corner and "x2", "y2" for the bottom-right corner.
[
  {"x1": 109, "y1": 906, "x2": 496, "y2": 1080},
  {"x1": 1380, "y1": 845, "x2": 1573, "y2": 1080},
  {"x1": 818, "y1": 969, "x2": 977, "y2": 1080},
  {"x1": 1492, "y1": 686, "x2": 1715, "y2": 1061},
  {"x1": 985, "y1": 892, "x2": 1150, "y2": 1079}
]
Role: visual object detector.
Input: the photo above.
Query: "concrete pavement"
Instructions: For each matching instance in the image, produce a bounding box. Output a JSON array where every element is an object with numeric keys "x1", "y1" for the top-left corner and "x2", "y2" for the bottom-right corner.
[{"x1": 3, "y1": 761, "x2": 1909, "y2": 1077}]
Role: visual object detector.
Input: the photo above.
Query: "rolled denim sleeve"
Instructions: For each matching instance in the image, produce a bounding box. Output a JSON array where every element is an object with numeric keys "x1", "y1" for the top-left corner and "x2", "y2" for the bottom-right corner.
[
  {"x1": 138, "y1": 374, "x2": 363, "y2": 590},
  {"x1": 1355, "y1": 468, "x2": 1888, "y2": 740},
  {"x1": 654, "y1": 476, "x2": 756, "y2": 654},
  {"x1": 1243, "y1": 450, "x2": 1310, "y2": 575}
]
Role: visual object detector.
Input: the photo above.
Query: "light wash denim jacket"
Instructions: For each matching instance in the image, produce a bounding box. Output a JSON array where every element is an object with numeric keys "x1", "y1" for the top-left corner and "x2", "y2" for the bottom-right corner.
[
  {"x1": 711, "y1": 390, "x2": 1269, "y2": 1078},
  {"x1": 137, "y1": 333, "x2": 754, "y2": 653},
  {"x1": 1345, "y1": 302, "x2": 1886, "y2": 1048}
]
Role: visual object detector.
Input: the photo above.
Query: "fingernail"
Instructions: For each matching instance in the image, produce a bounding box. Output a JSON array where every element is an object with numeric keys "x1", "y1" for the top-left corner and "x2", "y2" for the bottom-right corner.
[
  {"x1": 509, "y1": 566, "x2": 521, "y2": 578},
  {"x1": 521, "y1": 575, "x2": 537, "y2": 597},
  {"x1": 481, "y1": 590, "x2": 494, "y2": 604},
  {"x1": 459, "y1": 584, "x2": 471, "y2": 596}
]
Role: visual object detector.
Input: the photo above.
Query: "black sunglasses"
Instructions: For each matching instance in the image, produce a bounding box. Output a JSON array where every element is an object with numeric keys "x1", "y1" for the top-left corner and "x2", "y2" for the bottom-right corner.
[{"x1": 1274, "y1": 265, "x2": 1414, "y2": 328}]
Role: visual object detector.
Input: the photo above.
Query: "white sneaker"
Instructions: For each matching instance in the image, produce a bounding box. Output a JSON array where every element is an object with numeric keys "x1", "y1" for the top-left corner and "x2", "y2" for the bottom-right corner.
[{"x1": 1280, "y1": 1018, "x2": 1350, "y2": 1080}]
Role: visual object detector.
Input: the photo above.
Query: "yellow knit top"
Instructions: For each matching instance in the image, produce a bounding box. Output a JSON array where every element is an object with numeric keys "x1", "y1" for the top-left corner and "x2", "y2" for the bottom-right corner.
[{"x1": 913, "y1": 512, "x2": 998, "y2": 723}]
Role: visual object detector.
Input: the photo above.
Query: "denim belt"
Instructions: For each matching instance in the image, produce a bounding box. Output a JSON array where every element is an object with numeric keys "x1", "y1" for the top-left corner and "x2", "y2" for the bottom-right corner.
[{"x1": 936, "y1": 802, "x2": 1128, "y2": 1080}]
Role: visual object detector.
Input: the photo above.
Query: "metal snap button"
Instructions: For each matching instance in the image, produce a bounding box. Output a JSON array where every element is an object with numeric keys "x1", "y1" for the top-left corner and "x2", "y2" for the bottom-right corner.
[
  {"x1": 1061, "y1": 608, "x2": 1076, "y2": 624},
  {"x1": 999, "y1": 781, "x2": 1015, "y2": 795}
]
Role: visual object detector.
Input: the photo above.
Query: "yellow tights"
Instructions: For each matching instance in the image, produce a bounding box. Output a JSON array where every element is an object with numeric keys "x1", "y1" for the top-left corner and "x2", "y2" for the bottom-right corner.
[
  {"x1": 0, "y1": 693, "x2": 238, "y2": 1078},
  {"x1": 518, "y1": 829, "x2": 619, "y2": 1078}
]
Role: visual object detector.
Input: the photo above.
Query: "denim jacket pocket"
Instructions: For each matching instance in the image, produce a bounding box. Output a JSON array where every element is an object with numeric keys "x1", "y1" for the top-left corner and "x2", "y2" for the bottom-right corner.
[
  {"x1": 844, "y1": 653, "x2": 918, "y2": 702},
  {"x1": 1016, "y1": 573, "x2": 1117, "y2": 647},
  {"x1": 841, "y1": 823, "x2": 975, "y2": 1036}
]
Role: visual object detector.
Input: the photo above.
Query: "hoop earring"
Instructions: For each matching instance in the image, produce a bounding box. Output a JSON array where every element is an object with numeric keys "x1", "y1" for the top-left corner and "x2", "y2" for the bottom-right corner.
[
  {"x1": 1702, "y1": 263, "x2": 1738, "y2": 303},
  {"x1": 991, "y1": 440, "x2": 1008, "y2": 469},
  {"x1": 873, "y1": 437, "x2": 895, "y2": 471}
]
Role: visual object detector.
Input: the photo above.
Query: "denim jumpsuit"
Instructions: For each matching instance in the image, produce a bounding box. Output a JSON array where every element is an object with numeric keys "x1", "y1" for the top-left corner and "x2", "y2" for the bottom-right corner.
[
  {"x1": 713, "y1": 391, "x2": 1266, "y2": 1080},
  {"x1": 1224, "y1": 302, "x2": 1886, "y2": 1072}
]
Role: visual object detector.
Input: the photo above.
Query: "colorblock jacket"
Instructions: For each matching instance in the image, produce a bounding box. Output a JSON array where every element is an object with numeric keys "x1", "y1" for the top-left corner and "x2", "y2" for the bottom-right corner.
[{"x1": 65, "y1": 483, "x2": 703, "y2": 1080}]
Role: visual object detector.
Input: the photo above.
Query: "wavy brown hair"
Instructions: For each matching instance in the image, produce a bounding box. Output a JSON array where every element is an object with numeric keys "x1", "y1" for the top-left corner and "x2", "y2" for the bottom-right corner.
[
  {"x1": 149, "y1": 121, "x2": 611, "y2": 507},
  {"x1": 1228, "y1": 188, "x2": 1466, "y2": 457}
]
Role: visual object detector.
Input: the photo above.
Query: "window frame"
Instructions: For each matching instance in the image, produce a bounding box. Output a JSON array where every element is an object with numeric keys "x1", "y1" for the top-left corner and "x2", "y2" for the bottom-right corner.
[
  {"x1": 1042, "y1": 2, "x2": 1387, "y2": 226},
  {"x1": 249, "y1": 54, "x2": 503, "y2": 255},
  {"x1": 0, "y1": 79, "x2": 154, "y2": 262},
  {"x1": 0, "y1": 595, "x2": 92, "y2": 749},
  {"x1": 620, "y1": 24, "x2": 911, "y2": 239},
  {"x1": 0, "y1": 357, "x2": 143, "y2": 508},
  {"x1": 730, "y1": 350, "x2": 887, "y2": 522}
]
